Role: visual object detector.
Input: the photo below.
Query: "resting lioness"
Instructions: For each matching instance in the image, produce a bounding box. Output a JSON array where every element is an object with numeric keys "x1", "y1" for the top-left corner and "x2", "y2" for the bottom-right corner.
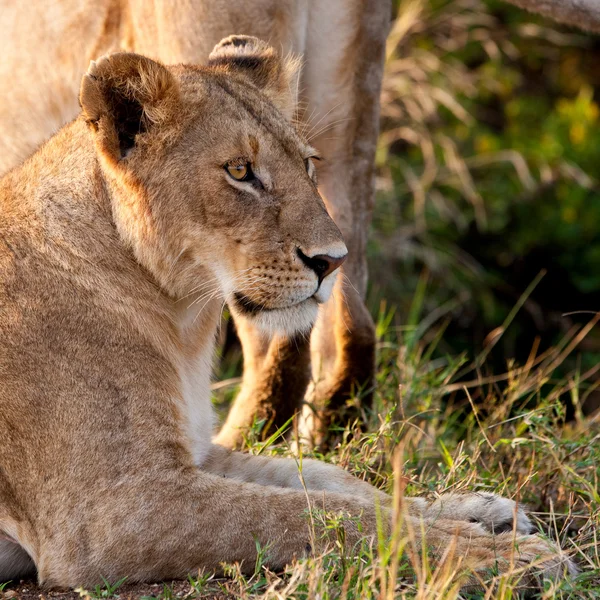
[{"x1": 0, "y1": 37, "x2": 573, "y2": 589}]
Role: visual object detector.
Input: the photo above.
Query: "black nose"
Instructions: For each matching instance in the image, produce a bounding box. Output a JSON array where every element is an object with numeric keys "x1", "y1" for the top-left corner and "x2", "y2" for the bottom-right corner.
[{"x1": 297, "y1": 248, "x2": 347, "y2": 282}]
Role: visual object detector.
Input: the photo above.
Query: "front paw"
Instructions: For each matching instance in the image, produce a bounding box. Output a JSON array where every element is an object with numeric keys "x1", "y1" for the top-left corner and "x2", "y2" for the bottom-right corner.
[{"x1": 424, "y1": 492, "x2": 534, "y2": 535}]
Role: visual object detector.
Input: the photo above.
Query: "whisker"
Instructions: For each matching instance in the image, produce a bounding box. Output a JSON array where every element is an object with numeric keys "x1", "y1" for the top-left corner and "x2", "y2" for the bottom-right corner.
[
  {"x1": 302, "y1": 102, "x2": 345, "y2": 141},
  {"x1": 306, "y1": 117, "x2": 355, "y2": 143}
]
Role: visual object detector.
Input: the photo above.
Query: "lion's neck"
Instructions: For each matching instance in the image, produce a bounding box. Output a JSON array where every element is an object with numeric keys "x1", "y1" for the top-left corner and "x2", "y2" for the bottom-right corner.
[{"x1": 3, "y1": 118, "x2": 226, "y2": 464}]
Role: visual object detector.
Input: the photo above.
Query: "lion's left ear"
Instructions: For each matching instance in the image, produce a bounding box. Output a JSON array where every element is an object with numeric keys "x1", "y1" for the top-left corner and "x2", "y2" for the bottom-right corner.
[
  {"x1": 80, "y1": 52, "x2": 179, "y2": 161},
  {"x1": 208, "y1": 35, "x2": 301, "y2": 121}
]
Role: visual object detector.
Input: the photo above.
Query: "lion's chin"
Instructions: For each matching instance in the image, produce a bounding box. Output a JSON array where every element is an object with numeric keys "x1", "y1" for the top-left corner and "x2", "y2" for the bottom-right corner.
[{"x1": 231, "y1": 294, "x2": 318, "y2": 336}]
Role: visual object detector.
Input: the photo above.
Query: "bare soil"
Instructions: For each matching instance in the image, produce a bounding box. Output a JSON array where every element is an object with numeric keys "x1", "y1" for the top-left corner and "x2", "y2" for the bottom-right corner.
[{"x1": 1, "y1": 578, "x2": 232, "y2": 600}]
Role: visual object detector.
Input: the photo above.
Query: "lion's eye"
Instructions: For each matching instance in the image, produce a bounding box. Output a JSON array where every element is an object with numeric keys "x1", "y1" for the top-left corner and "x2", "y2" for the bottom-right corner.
[{"x1": 225, "y1": 162, "x2": 254, "y2": 182}]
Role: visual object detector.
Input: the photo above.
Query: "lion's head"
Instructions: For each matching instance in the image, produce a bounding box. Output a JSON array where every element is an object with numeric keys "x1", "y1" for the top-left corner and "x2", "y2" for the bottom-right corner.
[{"x1": 79, "y1": 36, "x2": 346, "y2": 335}]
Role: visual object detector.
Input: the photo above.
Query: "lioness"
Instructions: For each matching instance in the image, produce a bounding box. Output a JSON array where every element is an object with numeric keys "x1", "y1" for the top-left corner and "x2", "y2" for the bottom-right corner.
[
  {"x1": 1, "y1": 0, "x2": 599, "y2": 454},
  {"x1": 0, "y1": 37, "x2": 573, "y2": 589}
]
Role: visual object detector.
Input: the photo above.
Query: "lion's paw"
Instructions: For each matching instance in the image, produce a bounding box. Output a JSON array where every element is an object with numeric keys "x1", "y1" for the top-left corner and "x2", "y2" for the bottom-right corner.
[
  {"x1": 494, "y1": 532, "x2": 579, "y2": 583},
  {"x1": 425, "y1": 492, "x2": 534, "y2": 535}
]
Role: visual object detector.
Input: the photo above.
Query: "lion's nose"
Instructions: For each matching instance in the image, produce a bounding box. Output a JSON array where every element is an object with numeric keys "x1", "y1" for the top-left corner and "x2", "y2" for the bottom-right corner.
[{"x1": 297, "y1": 248, "x2": 347, "y2": 282}]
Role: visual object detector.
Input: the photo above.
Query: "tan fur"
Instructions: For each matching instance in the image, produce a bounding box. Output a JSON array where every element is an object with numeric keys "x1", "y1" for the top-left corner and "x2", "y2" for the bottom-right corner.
[{"x1": 0, "y1": 41, "x2": 574, "y2": 590}]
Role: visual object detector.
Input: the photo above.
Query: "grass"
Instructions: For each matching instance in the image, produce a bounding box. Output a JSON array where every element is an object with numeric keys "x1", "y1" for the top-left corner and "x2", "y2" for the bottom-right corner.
[
  {"x1": 218, "y1": 296, "x2": 599, "y2": 599},
  {"x1": 75, "y1": 577, "x2": 128, "y2": 599},
  {"x1": 371, "y1": 0, "x2": 600, "y2": 379}
]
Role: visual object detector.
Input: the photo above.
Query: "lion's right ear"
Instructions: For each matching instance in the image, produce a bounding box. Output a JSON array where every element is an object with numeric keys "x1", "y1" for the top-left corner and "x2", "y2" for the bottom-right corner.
[
  {"x1": 79, "y1": 53, "x2": 179, "y2": 161},
  {"x1": 208, "y1": 36, "x2": 301, "y2": 121}
]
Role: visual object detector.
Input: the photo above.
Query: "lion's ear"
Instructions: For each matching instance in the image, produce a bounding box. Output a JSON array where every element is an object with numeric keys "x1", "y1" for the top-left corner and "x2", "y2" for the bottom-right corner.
[
  {"x1": 208, "y1": 36, "x2": 301, "y2": 121},
  {"x1": 79, "y1": 52, "x2": 179, "y2": 160}
]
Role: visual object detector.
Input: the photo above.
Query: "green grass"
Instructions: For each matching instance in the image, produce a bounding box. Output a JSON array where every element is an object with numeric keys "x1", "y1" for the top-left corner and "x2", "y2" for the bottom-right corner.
[
  {"x1": 372, "y1": 0, "x2": 600, "y2": 380},
  {"x1": 75, "y1": 576, "x2": 128, "y2": 599},
  {"x1": 208, "y1": 302, "x2": 599, "y2": 599}
]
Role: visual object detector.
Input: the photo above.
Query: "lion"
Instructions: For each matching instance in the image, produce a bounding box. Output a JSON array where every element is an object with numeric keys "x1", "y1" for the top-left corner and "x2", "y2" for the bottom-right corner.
[{"x1": 0, "y1": 37, "x2": 574, "y2": 590}]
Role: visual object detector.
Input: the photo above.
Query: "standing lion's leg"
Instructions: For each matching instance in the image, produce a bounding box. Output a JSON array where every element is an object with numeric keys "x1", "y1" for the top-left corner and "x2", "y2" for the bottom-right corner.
[
  {"x1": 297, "y1": 0, "x2": 392, "y2": 447},
  {"x1": 214, "y1": 320, "x2": 311, "y2": 448},
  {"x1": 0, "y1": 0, "x2": 120, "y2": 176}
]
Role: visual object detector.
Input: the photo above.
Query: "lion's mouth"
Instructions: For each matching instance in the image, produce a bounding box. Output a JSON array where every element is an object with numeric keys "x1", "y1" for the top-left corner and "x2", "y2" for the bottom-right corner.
[
  {"x1": 233, "y1": 292, "x2": 314, "y2": 316},
  {"x1": 233, "y1": 293, "x2": 270, "y2": 315}
]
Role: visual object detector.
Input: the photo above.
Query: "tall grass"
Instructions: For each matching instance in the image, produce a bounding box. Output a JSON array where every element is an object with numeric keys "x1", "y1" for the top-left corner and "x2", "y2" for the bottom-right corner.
[{"x1": 371, "y1": 0, "x2": 600, "y2": 384}]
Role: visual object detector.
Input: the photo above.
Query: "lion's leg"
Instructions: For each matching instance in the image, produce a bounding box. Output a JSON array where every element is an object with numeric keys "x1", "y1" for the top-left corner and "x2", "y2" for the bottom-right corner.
[
  {"x1": 301, "y1": 284, "x2": 377, "y2": 447},
  {"x1": 203, "y1": 447, "x2": 534, "y2": 535},
  {"x1": 34, "y1": 470, "x2": 380, "y2": 588},
  {"x1": 296, "y1": 0, "x2": 392, "y2": 447},
  {"x1": 0, "y1": 0, "x2": 121, "y2": 176},
  {"x1": 28, "y1": 470, "x2": 572, "y2": 590},
  {"x1": 212, "y1": 0, "x2": 390, "y2": 450},
  {"x1": 214, "y1": 320, "x2": 311, "y2": 449},
  {"x1": 202, "y1": 443, "x2": 389, "y2": 504},
  {"x1": 408, "y1": 523, "x2": 577, "y2": 589}
]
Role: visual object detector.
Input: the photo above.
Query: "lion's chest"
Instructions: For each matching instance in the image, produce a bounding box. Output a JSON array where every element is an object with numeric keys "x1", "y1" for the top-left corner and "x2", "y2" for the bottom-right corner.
[
  {"x1": 176, "y1": 306, "x2": 219, "y2": 466},
  {"x1": 179, "y1": 350, "x2": 214, "y2": 466}
]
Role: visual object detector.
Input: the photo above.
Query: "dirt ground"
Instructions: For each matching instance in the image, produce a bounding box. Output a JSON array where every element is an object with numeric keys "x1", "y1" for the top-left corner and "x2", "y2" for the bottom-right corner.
[{"x1": 1, "y1": 578, "x2": 232, "y2": 600}]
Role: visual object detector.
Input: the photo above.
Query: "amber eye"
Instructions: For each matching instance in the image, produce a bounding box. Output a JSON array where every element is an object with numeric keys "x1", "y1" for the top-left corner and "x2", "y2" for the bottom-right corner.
[{"x1": 226, "y1": 162, "x2": 252, "y2": 181}]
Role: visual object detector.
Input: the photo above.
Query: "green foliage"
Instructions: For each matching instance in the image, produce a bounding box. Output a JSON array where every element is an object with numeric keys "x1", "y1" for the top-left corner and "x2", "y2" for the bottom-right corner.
[
  {"x1": 204, "y1": 311, "x2": 600, "y2": 599},
  {"x1": 374, "y1": 0, "x2": 600, "y2": 381},
  {"x1": 75, "y1": 576, "x2": 128, "y2": 599}
]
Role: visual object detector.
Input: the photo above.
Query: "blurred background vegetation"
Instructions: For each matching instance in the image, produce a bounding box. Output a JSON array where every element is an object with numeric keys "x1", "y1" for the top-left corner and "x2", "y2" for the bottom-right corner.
[{"x1": 370, "y1": 0, "x2": 600, "y2": 415}]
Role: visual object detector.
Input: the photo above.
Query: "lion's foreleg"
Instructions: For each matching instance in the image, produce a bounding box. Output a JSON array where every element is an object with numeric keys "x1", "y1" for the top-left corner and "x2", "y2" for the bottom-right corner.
[
  {"x1": 201, "y1": 443, "x2": 390, "y2": 505},
  {"x1": 35, "y1": 471, "x2": 380, "y2": 588}
]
